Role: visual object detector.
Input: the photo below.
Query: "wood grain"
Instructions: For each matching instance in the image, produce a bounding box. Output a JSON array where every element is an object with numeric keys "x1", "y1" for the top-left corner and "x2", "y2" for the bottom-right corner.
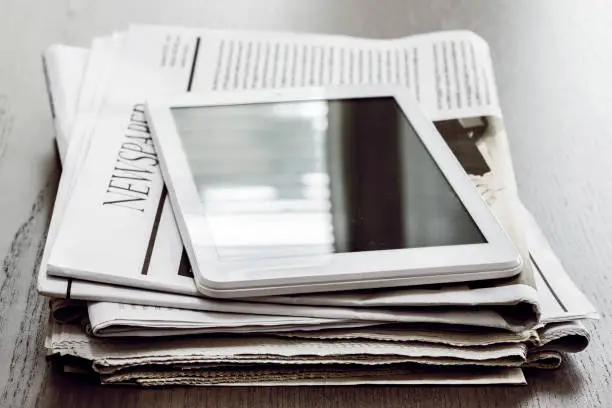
[{"x1": 0, "y1": 0, "x2": 610, "y2": 406}]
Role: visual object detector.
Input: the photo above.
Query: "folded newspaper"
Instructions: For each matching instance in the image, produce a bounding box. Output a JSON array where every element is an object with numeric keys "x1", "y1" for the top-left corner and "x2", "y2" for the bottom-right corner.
[
  {"x1": 42, "y1": 27, "x2": 542, "y2": 328},
  {"x1": 39, "y1": 25, "x2": 597, "y2": 386}
]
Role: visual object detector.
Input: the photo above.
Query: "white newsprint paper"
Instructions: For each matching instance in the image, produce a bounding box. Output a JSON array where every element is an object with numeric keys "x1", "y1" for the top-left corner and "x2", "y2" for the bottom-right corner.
[
  {"x1": 46, "y1": 26, "x2": 507, "y2": 293},
  {"x1": 40, "y1": 28, "x2": 536, "y2": 332},
  {"x1": 86, "y1": 302, "x2": 376, "y2": 337},
  {"x1": 40, "y1": 28, "x2": 596, "y2": 335},
  {"x1": 39, "y1": 27, "x2": 596, "y2": 386},
  {"x1": 39, "y1": 35, "x2": 125, "y2": 300},
  {"x1": 46, "y1": 319, "x2": 527, "y2": 385}
]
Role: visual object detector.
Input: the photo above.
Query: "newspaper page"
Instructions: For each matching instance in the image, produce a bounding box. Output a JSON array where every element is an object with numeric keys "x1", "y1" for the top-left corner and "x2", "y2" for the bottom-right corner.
[
  {"x1": 46, "y1": 26, "x2": 521, "y2": 294},
  {"x1": 38, "y1": 35, "x2": 125, "y2": 299},
  {"x1": 46, "y1": 319, "x2": 528, "y2": 385},
  {"x1": 42, "y1": 33, "x2": 595, "y2": 336},
  {"x1": 42, "y1": 55, "x2": 536, "y2": 338},
  {"x1": 520, "y1": 206, "x2": 598, "y2": 324},
  {"x1": 42, "y1": 25, "x2": 540, "y2": 329},
  {"x1": 41, "y1": 28, "x2": 594, "y2": 384},
  {"x1": 86, "y1": 302, "x2": 375, "y2": 337}
]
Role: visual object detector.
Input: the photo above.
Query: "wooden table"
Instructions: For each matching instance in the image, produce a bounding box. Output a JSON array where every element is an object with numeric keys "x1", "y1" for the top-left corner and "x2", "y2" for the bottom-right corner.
[{"x1": 1, "y1": 0, "x2": 610, "y2": 406}]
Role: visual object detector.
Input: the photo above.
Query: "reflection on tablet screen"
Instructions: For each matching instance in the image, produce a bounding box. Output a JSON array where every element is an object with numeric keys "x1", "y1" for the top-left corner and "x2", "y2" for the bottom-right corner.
[{"x1": 171, "y1": 97, "x2": 485, "y2": 261}]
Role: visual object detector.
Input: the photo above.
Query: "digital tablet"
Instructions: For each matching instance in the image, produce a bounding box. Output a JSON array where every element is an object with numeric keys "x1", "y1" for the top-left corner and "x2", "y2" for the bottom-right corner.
[{"x1": 146, "y1": 86, "x2": 522, "y2": 298}]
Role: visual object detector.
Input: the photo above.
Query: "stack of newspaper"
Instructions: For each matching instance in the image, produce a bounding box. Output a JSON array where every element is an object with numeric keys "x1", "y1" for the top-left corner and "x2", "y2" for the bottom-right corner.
[{"x1": 38, "y1": 24, "x2": 597, "y2": 386}]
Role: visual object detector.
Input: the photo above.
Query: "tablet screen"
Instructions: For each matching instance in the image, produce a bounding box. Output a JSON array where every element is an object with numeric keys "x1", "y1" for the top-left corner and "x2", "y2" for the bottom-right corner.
[{"x1": 171, "y1": 97, "x2": 485, "y2": 261}]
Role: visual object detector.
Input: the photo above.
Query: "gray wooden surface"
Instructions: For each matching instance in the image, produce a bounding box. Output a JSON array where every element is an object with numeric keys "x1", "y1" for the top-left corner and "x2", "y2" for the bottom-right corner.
[{"x1": 0, "y1": 0, "x2": 610, "y2": 406}]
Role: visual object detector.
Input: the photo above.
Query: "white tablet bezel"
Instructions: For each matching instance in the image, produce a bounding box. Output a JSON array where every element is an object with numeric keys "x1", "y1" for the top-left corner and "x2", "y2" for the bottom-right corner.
[{"x1": 146, "y1": 86, "x2": 522, "y2": 298}]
